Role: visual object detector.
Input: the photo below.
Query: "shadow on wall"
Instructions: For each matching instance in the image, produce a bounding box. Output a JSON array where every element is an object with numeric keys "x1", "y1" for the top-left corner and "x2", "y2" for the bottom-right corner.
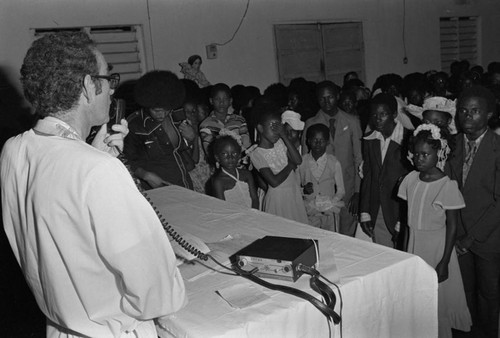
[{"x1": 0, "y1": 67, "x2": 38, "y2": 151}]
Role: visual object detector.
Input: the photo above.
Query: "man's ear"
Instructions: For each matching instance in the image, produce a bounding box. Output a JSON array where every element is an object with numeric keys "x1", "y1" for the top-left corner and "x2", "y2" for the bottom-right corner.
[
  {"x1": 488, "y1": 111, "x2": 494, "y2": 121},
  {"x1": 209, "y1": 98, "x2": 214, "y2": 106},
  {"x1": 82, "y1": 75, "x2": 95, "y2": 103}
]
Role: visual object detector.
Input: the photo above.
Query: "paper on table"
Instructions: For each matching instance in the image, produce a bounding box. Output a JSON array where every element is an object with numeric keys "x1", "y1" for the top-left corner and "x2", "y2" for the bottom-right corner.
[{"x1": 216, "y1": 283, "x2": 270, "y2": 309}]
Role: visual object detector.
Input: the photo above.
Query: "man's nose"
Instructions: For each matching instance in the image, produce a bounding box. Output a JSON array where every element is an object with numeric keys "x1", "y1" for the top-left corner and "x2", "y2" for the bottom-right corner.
[{"x1": 463, "y1": 111, "x2": 473, "y2": 119}]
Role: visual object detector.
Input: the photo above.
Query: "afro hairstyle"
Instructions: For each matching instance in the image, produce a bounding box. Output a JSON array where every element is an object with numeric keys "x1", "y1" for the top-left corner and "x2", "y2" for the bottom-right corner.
[{"x1": 134, "y1": 70, "x2": 185, "y2": 110}]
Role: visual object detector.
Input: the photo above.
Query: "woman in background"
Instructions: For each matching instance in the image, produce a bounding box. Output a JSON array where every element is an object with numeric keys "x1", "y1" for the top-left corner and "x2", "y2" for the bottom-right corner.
[{"x1": 179, "y1": 55, "x2": 211, "y2": 88}]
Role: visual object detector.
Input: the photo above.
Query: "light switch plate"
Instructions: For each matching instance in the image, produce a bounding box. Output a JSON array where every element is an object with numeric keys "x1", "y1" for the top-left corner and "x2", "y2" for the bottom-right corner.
[{"x1": 206, "y1": 44, "x2": 217, "y2": 59}]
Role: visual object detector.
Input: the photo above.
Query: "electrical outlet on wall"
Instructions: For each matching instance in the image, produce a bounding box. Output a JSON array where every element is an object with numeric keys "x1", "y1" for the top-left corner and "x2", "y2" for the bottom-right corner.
[{"x1": 206, "y1": 44, "x2": 217, "y2": 59}]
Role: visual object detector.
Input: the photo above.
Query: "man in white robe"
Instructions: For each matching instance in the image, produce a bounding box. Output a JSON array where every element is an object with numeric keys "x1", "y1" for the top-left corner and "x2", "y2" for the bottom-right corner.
[{"x1": 0, "y1": 32, "x2": 185, "y2": 338}]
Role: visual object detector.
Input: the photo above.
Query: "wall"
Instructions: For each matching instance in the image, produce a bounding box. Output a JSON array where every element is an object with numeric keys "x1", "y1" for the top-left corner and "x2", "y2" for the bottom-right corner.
[{"x1": 1, "y1": 0, "x2": 500, "y2": 94}]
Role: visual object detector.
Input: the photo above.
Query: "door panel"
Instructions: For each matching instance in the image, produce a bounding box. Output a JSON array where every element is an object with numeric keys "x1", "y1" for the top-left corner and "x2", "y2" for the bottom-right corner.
[
  {"x1": 275, "y1": 24, "x2": 324, "y2": 84},
  {"x1": 322, "y1": 23, "x2": 365, "y2": 85},
  {"x1": 275, "y1": 22, "x2": 365, "y2": 86}
]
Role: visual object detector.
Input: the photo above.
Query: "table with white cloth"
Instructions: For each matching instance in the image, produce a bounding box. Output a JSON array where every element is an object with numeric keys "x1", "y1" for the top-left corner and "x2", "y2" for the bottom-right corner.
[{"x1": 147, "y1": 185, "x2": 438, "y2": 338}]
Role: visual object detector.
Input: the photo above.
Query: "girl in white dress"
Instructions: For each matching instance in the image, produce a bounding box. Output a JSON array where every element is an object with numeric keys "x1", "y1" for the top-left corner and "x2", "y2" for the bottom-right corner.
[
  {"x1": 398, "y1": 123, "x2": 472, "y2": 338},
  {"x1": 211, "y1": 134, "x2": 258, "y2": 209},
  {"x1": 250, "y1": 110, "x2": 308, "y2": 223}
]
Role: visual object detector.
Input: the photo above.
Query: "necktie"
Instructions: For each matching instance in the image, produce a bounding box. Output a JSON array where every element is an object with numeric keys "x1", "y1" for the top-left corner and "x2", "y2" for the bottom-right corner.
[
  {"x1": 329, "y1": 118, "x2": 336, "y2": 144},
  {"x1": 463, "y1": 140, "x2": 477, "y2": 184}
]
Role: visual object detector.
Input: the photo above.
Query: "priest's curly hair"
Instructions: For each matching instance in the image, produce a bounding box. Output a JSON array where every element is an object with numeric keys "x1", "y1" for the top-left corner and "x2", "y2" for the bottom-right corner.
[{"x1": 20, "y1": 32, "x2": 100, "y2": 117}]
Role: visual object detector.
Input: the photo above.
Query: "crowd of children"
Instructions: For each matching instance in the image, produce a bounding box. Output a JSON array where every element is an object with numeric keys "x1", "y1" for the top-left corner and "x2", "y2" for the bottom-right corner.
[{"x1": 119, "y1": 60, "x2": 500, "y2": 338}]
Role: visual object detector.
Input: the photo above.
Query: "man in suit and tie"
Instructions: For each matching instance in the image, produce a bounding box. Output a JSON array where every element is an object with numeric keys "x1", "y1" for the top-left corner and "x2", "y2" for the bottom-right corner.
[
  {"x1": 446, "y1": 85, "x2": 500, "y2": 337},
  {"x1": 359, "y1": 93, "x2": 411, "y2": 248},
  {"x1": 302, "y1": 81, "x2": 363, "y2": 236}
]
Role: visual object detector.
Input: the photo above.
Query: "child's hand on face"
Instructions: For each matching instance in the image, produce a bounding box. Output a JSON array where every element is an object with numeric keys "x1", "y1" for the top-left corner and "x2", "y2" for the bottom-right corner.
[
  {"x1": 303, "y1": 182, "x2": 314, "y2": 195},
  {"x1": 271, "y1": 121, "x2": 286, "y2": 139}
]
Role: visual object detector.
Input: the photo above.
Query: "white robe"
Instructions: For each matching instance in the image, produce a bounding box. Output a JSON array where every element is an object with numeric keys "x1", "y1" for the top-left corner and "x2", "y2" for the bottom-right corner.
[{"x1": 1, "y1": 124, "x2": 186, "y2": 337}]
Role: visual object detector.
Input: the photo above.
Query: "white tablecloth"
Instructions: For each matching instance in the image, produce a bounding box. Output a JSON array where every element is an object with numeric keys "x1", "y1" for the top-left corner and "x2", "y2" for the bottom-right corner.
[{"x1": 148, "y1": 186, "x2": 438, "y2": 338}]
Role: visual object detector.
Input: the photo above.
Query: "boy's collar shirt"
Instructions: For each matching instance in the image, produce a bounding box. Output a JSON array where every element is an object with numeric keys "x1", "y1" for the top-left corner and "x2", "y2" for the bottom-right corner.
[{"x1": 364, "y1": 120, "x2": 404, "y2": 162}]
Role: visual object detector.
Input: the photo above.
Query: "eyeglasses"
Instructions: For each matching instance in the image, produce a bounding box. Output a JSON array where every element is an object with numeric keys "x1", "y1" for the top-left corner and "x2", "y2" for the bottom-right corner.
[{"x1": 91, "y1": 73, "x2": 120, "y2": 90}]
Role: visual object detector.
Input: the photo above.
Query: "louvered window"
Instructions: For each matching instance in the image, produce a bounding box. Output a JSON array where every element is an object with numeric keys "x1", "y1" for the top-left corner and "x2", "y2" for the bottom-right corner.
[
  {"x1": 440, "y1": 17, "x2": 478, "y2": 73},
  {"x1": 33, "y1": 25, "x2": 145, "y2": 82},
  {"x1": 274, "y1": 22, "x2": 365, "y2": 86}
]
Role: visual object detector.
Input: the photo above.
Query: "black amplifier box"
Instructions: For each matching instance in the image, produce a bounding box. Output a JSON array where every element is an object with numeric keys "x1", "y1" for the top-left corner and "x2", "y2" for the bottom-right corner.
[{"x1": 233, "y1": 236, "x2": 318, "y2": 282}]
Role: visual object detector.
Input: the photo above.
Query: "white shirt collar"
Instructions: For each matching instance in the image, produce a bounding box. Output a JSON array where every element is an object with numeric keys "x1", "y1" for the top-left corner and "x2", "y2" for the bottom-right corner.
[
  {"x1": 309, "y1": 152, "x2": 327, "y2": 164},
  {"x1": 34, "y1": 116, "x2": 82, "y2": 140},
  {"x1": 363, "y1": 120, "x2": 404, "y2": 145}
]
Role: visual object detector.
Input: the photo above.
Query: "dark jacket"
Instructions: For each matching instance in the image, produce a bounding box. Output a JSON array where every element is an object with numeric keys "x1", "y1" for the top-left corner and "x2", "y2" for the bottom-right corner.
[
  {"x1": 445, "y1": 130, "x2": 500, "y2": 255},
  {"x1": 360, "y1": 127, "x2": 412, "y2": 235},
  {"x1": 124, "y1": 110, "x2": 193, "y2": 190}
]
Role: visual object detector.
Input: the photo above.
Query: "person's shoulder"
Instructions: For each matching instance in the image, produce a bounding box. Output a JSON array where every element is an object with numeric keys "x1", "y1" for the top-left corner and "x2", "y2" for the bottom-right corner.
[
  {"x1": 326, "y1": 153, "x2": 342, "y2": 168},
  {"x1": 249, "y1": 146, "x2": 266, "y2": 163},
  {"x1": 199, "y1": 114, "x2": 217, "y2": 128},
  {"x1": 487, "y1": 129, "x2": 500, "y2": 143},
  {"x1": 338, "y1": 109, "x2": 362, "y2": 132},
  {"x1": 441, "y1": 174, "x2": 461, "y2": 191},
  {"x1": 275, "y1": 138, "x2": 287, "y2": 149},
  {"x1": 227, "y1": 113, "x2": 246, "y2": 123},
  {"x1": 402, "y1": 170, "x2": 418, "y2": 180},
  {"x1": 126, "y1": 110, "x2": 147, "y2": 130},
  {"x1": 0, "y1": 131, "x2": 29, "y2": 164},
  {"x1": 302, "y1": 152, "x2": 312, "y2": 160},
  {"x1": 398, "y1": 170, "x2": 417, "y2": 187},
  {"x1": 362, "y1": 129, "x2": 377, "y2": 139},
  {"x1": 238, "y1": 168, "x2": 253, "y2": 180},
  {"x1": 2, "y1": 130, "x2": 27, "y2": 148},
  {"x1": 211, "y1": 170, "x2": 224, "y2": 183},
  {"x1": 337, "y1": 109, "x2": 356, "y2": 121},
  {"x1": 304, "y1": 111, "x2": 322, "y2": 126},
  {"x1": 483, "y1": 130, "x2": 500, "y2": 160},
  {"x1": 325, "y1": 153, "x2": 339, "y2": 162},
  {"x1": 127, "y1": 110, "x2": 143, "y2": 123}
]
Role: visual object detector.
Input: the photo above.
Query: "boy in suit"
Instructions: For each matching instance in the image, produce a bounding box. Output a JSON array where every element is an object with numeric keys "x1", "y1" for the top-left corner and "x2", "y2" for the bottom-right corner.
[
  {"x1": 301, "y1": 81, "x2": 363, "y2": 236},
  {"x1": 359, "y1": 93, "x2": 411, "y2": 248},
  {"x1": 446, "y1": 85, "x2": 500, "y2": 337}
]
